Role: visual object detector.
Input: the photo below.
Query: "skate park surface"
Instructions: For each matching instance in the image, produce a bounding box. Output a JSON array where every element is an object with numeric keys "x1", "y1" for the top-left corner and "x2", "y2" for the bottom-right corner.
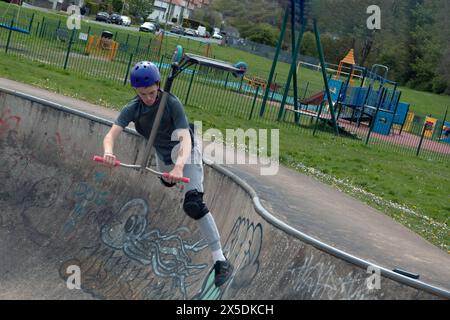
[{"x1": 0, "y1": 79, "x2": 449, "y2": 300}]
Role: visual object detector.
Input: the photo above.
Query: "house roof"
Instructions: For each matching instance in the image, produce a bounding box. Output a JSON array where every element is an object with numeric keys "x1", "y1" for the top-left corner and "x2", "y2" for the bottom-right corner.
[{"x1": 160, "y1": 0, "x2": 209, "y2": 8}]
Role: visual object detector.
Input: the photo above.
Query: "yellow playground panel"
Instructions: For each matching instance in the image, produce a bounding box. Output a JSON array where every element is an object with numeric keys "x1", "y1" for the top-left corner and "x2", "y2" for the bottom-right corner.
[
  {"x1": 403, "y1": 111, "x2": 415, "y2": 132},
  {"x1": 85, "y1": 34, "x2": 119, "y2": 61},
  {"x1": 243, "y1": 76, "x2": 283, "y2": 92},
  {"x1": 423, "y1": 116, "x2": 437, "y2": 138},
  {"x1": 244, "y1": 75, "x2": 267, "y2": 88}
]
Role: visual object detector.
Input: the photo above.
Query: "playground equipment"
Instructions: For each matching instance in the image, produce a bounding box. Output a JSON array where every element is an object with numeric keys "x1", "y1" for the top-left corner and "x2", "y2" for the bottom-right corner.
[
  {"x1": 244, "y1": 75, "x2": 266, "y2": 88},
  {"x1": 402, "y1": 111, "x2": 415, "y2": 133},
  {"x1": 282, "y1": 91, "x2": 325, "y2": 119},
  {"x1": 243, "y1": 75, "x2": 283, "y2": 92},
  {"x1": 85, "y1": 31, "x2": 119, "y2": 61},
  {"x1": 334, "y1": 49, "x2": 357, "y2": 84},
  {"x1": 277, "y1": 50, "x2": 409, "y2": 138},
  {"x1": 0, "y1": 21, "x2": 30, "y2": 34},
  {"x1": 423, "y1": 116, "x2": 438, "y2": 139},
  {"x1": 282, "y1": 64, "x2": 409, "y2": 138},
  {"x1": 371, "y1": 99, "x2": 408, "y2": 137},
  {"x1": 300, "y1": 91, "x2": 326, "y2": 106},
  {"x1": 0, "y1": 2, "x2": 33, "y2": 34},
  {"x1": 365, "y1": 64, "x2": 389, "y2": 87},
  {"x1": 393, "y1": 102, "x2": 410, "y2": 133},
  {"x1": 330, "y1": 60, "x2": 411, "y2": 136},
  {"x1": 245, "y1": 0, "x2": 413, "y2": 140},
  {"x1": 258, "y1": 0, "x2": 342, "y2": 135},
  {"x1": 441, "y1": 121, "x2": 450, "y2": 144}
]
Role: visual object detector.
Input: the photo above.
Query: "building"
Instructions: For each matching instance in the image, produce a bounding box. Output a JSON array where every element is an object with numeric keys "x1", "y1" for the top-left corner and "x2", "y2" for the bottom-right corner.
[
  {"x1": 24, "y1": 0, "x2": 84, "y2": 11},
  {"x1": 3, "y1": 0, "x2": 23, "y2": 4},
  {"x1": 148, "y1": 0, "x2": 209, "y2": 24}
]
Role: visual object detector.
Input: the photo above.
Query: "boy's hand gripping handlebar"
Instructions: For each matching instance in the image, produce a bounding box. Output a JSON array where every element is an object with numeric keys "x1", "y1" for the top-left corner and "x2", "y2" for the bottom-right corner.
[{"x1": 93, "y1": 156, "x2": 190, "y2": 184}]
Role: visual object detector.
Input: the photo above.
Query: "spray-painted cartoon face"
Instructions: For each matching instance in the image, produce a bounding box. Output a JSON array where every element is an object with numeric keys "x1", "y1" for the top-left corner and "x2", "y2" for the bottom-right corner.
[
  {"x1": 101, "y1": 198, "x2": 209, "y2": 298},
  {"x1": 101, "y1": 199, "x2": 148, "y2": 249},
  {"x1": 124, "y1": 214, "x2": 147, "y2": 237}
]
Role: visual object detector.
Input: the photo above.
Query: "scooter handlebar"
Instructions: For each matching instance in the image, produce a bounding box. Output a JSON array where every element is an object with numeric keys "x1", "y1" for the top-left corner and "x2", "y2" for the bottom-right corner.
[{"x1": 93, "y1": 155, "x2": 120, "y2": 167}]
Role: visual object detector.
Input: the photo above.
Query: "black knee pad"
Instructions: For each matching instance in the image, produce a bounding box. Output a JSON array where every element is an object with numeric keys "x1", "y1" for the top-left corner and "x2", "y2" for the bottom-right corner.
[
  {"x1": 183, "y1": 190, "x2": 209, "y2": 220},
  {"x1": 160, "y1": 177, "x2": 176, "y2": 188}
]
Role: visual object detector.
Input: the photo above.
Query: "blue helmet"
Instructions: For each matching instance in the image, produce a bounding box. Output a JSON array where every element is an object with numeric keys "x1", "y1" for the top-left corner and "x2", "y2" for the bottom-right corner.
[{"x1": 130, "y1": 61, "x2": 161, "y2": 88}]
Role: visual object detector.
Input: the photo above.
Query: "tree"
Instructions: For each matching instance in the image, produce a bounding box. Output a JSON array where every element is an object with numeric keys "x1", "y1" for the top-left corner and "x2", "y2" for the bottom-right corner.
[
  {"x1": 206, "y1": 0, "x2": 450, "y2": 93},
  {"x1": 128, "y1": 0, "x2": 154, "y2": 21},
  {"x1": 191, "y1": 7, "x2": 222, "y2": 28},
  {"x1": 246, "y1": 23, "x2": 279, "y2": 46},
  {"x1": 112, "y1": 0, "x2": 123, "y2": 13},
  {"x1": 312, "y1": 0, "x2": 449, "y2": 93},
  {"x1": 211, "y1": 0, "x2": 283, "y2": 42},
  {"x1": 300, "y1": 32, "x2": 317, "y2": 57}
]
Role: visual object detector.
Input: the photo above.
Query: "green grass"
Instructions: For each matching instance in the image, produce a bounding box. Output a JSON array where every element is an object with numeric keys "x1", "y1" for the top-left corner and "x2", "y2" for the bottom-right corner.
[
  {"x1": 0, "y1": 52, "x2": 448, "y2": 251},
  {"x1": 2, "y1": 1, "x2": 449, "y2": 119},
  {"x1": 0, "y1": 53, "x2": 131, "y2": 108},
  {"x1": 400, "y1": 87, "x2": 450, "y2": 119}
]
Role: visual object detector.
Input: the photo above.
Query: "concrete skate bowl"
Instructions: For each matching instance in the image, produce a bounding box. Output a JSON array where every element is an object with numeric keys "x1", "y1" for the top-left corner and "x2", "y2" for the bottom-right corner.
[{"x1": 0, "y1": 87, "x2": 448, "y2": 300}]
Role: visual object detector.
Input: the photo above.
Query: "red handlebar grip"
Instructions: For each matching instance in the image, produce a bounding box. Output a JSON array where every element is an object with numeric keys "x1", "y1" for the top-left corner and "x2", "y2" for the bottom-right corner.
[
  {"x1": 181, "y1": 177, "x2": 190, "y2": 183},
  {"x1": 162, "y1": 172, "x2": 190, "y2": 184},
  {"x1": 93, "y1": 155, "x2": 120, "y2": 166}
]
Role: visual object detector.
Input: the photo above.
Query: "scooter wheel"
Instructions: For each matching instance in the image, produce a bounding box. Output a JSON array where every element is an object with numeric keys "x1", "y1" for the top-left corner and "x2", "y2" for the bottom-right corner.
[
  {"x1": 172, "y1": 45, "x2": 184, "y2": 64},
  {"x1": 234, "y1": 61, "x2": 248, "y2": 74}
]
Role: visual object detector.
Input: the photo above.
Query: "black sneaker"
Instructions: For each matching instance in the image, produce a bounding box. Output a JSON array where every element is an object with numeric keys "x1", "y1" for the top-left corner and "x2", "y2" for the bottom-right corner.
[{"x1": 214, "y1": 259, "x2": 234, "y2": 287}]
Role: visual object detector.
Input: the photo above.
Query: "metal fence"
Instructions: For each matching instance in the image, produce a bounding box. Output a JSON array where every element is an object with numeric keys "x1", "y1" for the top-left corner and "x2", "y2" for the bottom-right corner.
[
  {"x1": 226, "y1": 35, "x2": 320, "y2": 69},
  {"x1": 1, "y1": 9, "x2": 449, "y2": 162},
  {"x1": 0, "y1": 10, "x2": 212, "y2": 83}
]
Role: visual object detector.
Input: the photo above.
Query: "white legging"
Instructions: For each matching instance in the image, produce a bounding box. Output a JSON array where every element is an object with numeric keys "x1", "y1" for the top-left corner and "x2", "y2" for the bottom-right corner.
[{"x1": 155, "y1": 141, "x2": 223, "y2": 253}]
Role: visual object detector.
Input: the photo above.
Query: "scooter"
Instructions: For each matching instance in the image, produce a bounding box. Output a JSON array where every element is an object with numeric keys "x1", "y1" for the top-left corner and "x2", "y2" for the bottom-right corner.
[{"x1": 93, "y1": 45, "x2": 248, "y2": 183}]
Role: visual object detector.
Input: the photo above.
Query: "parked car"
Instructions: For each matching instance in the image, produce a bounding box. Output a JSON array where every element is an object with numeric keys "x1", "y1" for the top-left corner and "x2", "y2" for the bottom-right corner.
[
  {"x1": 212, "y1": 32, "x2": 223, "y2": 40},
  {"x1": 151, "y1": 21, "x2": 161, "y2": 31},
  {"x1": 197, "y1": 25, "x2": 206, "y2": 37},
  {"x1": 183, "y1": 28, "x2": 197, "y2": 37},
  {"x1": 121, "y1": 16, "x2": 131, "y2": 26},
  {"x1": 109, "y1": 13, "x2": 122, "y2": 25},
  {"x1": 139, "y1": 22, "x2": 157, "y2": 33},
  {"x1": 95, "y1": 12, "x2": 109, "y2": 23},
  {"x1": 170, "y1": 25, "x2": 184, "y2": 35}
]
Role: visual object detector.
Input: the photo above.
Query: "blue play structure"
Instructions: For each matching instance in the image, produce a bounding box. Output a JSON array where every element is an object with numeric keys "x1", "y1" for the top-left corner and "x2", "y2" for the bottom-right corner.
[
  {"x1": 373, "y1": 111, "x2": 394, "y2": 135},
  {"x1": 393, "y1": 102, "x2": 410, "y2": 134},
  {"x1": 257, "y1": 59, "x2": 412, "y2": 138},
  {"x1": 441, "y1": 121, "x2": 450, "y2": 144},
  {"x1": 332, "y1": 64, "x2": 410, "y2": 136}
]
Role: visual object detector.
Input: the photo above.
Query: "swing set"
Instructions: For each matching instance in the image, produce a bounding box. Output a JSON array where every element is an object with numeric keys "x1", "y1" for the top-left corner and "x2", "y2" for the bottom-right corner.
[{"x1": 0, "y1": 1, "x2": 32, "y2": 34}]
